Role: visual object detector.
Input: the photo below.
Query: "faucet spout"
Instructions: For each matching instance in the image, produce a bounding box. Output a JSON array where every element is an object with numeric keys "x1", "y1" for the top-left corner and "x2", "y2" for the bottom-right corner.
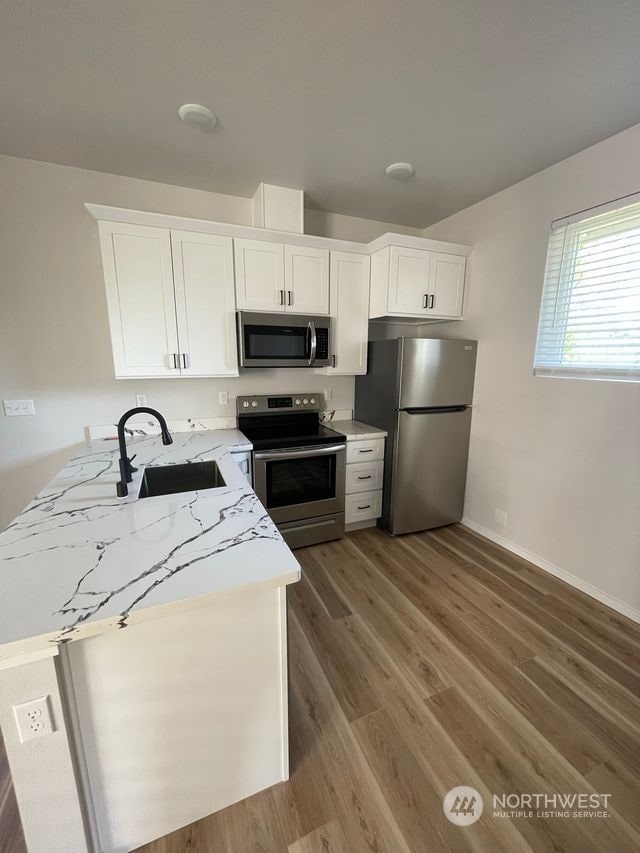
[{"x1": 115, "y1": 407, "x2": 173, "y2": 497}]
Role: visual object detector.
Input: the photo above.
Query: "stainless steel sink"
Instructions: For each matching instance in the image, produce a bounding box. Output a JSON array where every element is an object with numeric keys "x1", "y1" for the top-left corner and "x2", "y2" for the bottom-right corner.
[{"x1": 138, "y1": 461, "x2": 226, "y2": 499}]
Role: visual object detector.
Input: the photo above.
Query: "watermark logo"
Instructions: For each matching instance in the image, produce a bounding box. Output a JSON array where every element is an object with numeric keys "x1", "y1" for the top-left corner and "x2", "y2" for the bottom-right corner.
[{"x1": 443, "y1": 786, "x2": 484, "y2": 826}]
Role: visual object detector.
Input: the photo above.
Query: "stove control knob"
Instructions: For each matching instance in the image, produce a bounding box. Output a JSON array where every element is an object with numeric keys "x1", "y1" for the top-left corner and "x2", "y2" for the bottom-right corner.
[
  {"x1": 251, "y1": 400, "x2": 258, "y2": 408},
  {"x1": 295, "y1": 398, "x2": 301, "y2": 405},
  {"x1": 303, "y1": 398, "x2": 309, "y2": 405},
  {"x1": 242, "y1": 401, "x2": 249, "y2": 408},
  {"x1": 310, "y1": 397, "x2": 316, "y2": 405}
]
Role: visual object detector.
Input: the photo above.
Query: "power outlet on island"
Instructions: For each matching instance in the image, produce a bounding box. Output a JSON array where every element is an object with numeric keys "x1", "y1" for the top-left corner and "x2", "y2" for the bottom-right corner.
[
  {"x1": 14, "y1": 695, "x2": 55, "y2": 743},
  {"x1": 135, "y1": 394, "x2": 147, "y2": 407}
]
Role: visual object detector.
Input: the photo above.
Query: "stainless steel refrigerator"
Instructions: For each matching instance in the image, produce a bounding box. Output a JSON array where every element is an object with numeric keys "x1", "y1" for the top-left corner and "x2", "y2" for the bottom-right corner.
[{"x1": 354, "y1": 337, "x2": 477, "y2": 535}]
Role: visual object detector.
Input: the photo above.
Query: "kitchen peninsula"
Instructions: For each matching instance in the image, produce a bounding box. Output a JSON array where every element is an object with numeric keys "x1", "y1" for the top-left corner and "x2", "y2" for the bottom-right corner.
[{"x1": 0, "y1": 429, "x2": 300, "y2": 853}]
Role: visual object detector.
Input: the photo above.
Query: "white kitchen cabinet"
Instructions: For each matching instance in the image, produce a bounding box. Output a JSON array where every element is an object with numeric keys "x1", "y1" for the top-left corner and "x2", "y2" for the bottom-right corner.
[
  {"x1": 99, "y1": 222, "x2": 238, "y2": 379},
  {"x1": 369, "y1": 244, "x2": 466, "y2": 320},
  {"x1": 171, "y1": 231, "x2": 238, "y2": 377},
  {"x1": 319, "y1": 251, "x2": 370, "y2": 375},
  {"x1": 284, "y1": 245, "x2": 329, "y2": 314},
  {"x1": 388, "y1": 246, "x2": 431, "y2": 315},
  {"x1": 427, "y1": 252, "x2": 466, "y2": 318},
  {"x1": 234, "y1": 238, "x2": 286, "y2": 311},
  {"x1": 234, "y1": 239, "x2": 329, "y2": 315},
  {"x1": 344, "y1": 436, "x2": 385, "y2": 530},
  {"x1": 99, "y1": 221, "x2": 180, "y2": 378}
]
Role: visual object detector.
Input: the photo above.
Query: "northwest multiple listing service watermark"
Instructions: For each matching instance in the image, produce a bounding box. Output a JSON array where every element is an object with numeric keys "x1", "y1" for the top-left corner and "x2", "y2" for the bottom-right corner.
[{"x1": 443, "y1": 786, "x2": 611, "y2": 826}]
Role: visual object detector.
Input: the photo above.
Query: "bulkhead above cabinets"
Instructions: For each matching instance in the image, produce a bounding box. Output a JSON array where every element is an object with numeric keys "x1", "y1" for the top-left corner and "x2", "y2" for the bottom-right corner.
[{"x1": 87, "y1": 203, "x2": 471, "y2": 380}]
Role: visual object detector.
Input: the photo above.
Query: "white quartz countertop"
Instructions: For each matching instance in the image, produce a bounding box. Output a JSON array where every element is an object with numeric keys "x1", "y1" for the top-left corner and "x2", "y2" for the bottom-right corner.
[
  {"x1": 0, "y1": 429, "x2": 300, "y2": 662},
  {"x1": 329, "y1": 420, "x2": 388, "y2": 441}
]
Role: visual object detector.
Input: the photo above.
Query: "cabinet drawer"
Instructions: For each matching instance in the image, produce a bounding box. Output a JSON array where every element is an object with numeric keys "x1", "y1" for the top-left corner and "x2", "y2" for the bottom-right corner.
[
  {"x1": 346, "y1": 460, "x2": 384, "y2": 494},
  {"x1": 346, "y1": 439, "x2": 384, "y2": 463},
  {"x1": 345, "y1": 491, "x2": 382, "y2": 524}
]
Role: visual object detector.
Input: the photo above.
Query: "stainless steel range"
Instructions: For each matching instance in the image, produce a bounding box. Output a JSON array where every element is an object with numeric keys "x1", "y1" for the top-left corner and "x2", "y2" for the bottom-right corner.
[{"x1": 237, "y1": 394, "x2": 346, "y2": 549}]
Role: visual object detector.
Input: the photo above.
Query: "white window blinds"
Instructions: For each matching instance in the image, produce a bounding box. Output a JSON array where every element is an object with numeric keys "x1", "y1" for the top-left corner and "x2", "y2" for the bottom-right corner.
[{"x1": 534, "y1": 194, "x2": 640, "y2": 382}]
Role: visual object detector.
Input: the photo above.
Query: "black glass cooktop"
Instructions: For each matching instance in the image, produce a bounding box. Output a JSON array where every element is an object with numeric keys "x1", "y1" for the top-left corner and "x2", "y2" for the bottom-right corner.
[{"x1": 238, "y1": 413, "x2": 346, "y2": 451}]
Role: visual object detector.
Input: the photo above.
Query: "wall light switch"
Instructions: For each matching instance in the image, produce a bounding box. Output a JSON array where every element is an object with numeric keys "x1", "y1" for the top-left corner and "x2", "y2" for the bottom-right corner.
[
  {"x1": 3, "y1": 399, "x2": 36, "y2": 417},
  {"x1": 218, "y1": 391, "x2": 229, "y2": 406},
  {"x1": 323, "y1": 387, "x2": 333, "y2": 401}
]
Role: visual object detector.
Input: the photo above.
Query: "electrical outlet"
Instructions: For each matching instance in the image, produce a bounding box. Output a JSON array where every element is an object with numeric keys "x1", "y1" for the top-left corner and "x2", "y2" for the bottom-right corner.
[
  {"x1": 135, "y1": 394, "x2": 147, "y2": 407},
  {"x1": 218, "y1": 391, "x2": 229, "y2": 406},
  {"x1": 14, "y1": 696, "x2": 55, "y2": 743},
  {"x1": 323, "y1": 387, "x2": 333, "y2": 401},
  {"x1": 494, "y1": 508, "x2": 508, "y2": 527},
  {"x1": 3, "y1": 399, "x2": 36, "y2": 417}
]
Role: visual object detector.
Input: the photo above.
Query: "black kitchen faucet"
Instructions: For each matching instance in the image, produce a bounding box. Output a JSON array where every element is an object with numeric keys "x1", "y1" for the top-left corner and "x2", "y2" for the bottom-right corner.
[{"x1": 116, "y1": 407, "x2": 173, "y2": 497}]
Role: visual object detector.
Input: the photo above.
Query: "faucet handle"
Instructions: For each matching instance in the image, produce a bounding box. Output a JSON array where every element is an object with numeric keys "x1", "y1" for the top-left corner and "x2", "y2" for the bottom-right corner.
[{"x1": 128, "y1": 454, "x2": 138, "y2": 474}]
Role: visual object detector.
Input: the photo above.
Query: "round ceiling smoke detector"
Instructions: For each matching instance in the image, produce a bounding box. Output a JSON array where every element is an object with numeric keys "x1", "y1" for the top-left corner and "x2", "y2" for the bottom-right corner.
[
  {"x1": 178, "y1": 103, "x2": 217, "y2": 132},
  {"x1": 385, "y1": 162, "x2": 415, "y2": 180}
]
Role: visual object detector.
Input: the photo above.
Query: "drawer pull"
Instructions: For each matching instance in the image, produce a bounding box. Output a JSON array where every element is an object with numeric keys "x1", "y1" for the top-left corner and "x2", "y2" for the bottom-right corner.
[
  {"x1": 358, "y1": 448, "x2": 373, "y2": 453},
  {"x1": 357, "y1": 504, "x2": 371, "y2": 510},
  {"x1": 357, "y1": 475, "x2": 372, "y2": 480}
]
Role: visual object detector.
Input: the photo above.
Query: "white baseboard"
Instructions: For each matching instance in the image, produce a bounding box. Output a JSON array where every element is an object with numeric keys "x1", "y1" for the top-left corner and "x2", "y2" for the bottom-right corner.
[{"x1": 461, "y1": 517, "x2": 640, "y2": 625}]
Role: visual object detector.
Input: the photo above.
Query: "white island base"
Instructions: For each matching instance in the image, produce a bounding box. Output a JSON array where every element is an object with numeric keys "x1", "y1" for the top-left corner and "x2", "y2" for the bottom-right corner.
[{"x1": 1, "y1": 583, "x2": 290, "y2": 853}]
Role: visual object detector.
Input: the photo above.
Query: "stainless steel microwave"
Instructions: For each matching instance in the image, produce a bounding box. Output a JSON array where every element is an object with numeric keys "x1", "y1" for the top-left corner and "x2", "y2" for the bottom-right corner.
[{"x1": 237, "y1": 311, "x2": 332, "y2": 368}]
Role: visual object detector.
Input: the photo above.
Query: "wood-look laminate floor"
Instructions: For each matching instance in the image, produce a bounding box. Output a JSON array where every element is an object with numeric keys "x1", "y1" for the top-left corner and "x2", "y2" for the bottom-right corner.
[{"x1": 3, "y1": 524, "x2": 640, "y2": 852}]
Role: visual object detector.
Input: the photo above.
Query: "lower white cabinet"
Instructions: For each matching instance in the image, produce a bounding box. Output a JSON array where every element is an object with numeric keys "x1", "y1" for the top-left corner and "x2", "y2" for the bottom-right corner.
[
  {"x1": 344, "y1": 437, "x2": 385, "y2": 528},
  {"x1": 345, "y1": 490, "x2": 383, "y2": 525},
  {"x1": 98, "y1": 222, "x2": 238, "y2": 379},
  {"x1": 230, "y1": 450, "x2": 252, "y2": 484},
  {"x1": 319, "y1": 251, "x2": 370, "y2": 376}
]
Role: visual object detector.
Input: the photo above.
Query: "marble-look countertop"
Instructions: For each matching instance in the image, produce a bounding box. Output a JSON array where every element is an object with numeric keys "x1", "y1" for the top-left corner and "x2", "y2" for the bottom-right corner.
[
  {"x1": 0, "y1": 430, "x2": 299, "y2": 662},
  {"x1": 329, "y1": 420, "x2": 388, "y2": 441}
]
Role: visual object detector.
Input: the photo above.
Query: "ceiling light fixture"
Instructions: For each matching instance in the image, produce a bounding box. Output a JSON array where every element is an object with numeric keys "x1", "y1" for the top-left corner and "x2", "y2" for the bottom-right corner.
[
  {"x1": 178, "y1": 103, "x2": 217, "y2": 132},
  {"x1": 385, "y1": 162, "x2": 415, "y2": 180}
]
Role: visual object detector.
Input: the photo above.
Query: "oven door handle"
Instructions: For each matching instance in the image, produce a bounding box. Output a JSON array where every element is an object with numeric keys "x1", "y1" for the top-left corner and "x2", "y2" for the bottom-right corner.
[
  {"x1": 307, "y1": 319, "x2": 317, "y2": 365},
  {"x1": 254, "y1": 443, "x2": 346, "y2": 462}
]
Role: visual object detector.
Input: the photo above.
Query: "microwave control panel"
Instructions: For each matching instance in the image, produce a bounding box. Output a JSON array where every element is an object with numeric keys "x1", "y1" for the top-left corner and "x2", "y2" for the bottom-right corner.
[{"x1": 315, "y1": 328, "x2": 329, "y2": 360}]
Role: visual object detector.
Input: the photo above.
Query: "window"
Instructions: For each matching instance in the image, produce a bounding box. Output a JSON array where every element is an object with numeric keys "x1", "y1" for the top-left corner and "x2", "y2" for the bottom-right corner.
[{"x1": 534, "y1": 194, "x2": 640, "y2": 381}]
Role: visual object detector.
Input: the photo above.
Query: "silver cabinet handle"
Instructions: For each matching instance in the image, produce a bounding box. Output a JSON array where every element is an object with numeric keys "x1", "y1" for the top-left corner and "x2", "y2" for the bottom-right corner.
[
  {"x1": 357, "y1": 504, "x2": 372, "y2": 510},
  {"x1": 181, "y1": 353, "x2": 190, "y2": 369},
  {"x1": 287, "y1": 290, "x2": 293, "y2": 306},
  {"x1": 429, "y1": 294, "x2": 435, "y2": 309},
  {"x1": 358, "y1": 448, "x2": 373, "y2": 453},
  {"x1": 279, "y1": 289, "x2": 285, "y2": 305},
  {"x1": 357, "y1": 475, "x2": 372, "y2": 480},
  {"x1": 170, "y1": 353, "x2": 179, "y2": 369},
  {"x1": 332, "y1": 354, "x2": 337, "y2": 368},
  {"x1": 423, "y1": 294, "x2": 428, "y2": 309}
]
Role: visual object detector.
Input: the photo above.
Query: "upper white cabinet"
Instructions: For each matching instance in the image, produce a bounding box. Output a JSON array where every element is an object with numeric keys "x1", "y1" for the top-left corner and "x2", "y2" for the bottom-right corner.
[
  {"x1": 319, "y1": 252, "x2": 370, "y2": 375},
  {"x1": 234, "y1": 239, "x2": 285, "y2": 312},
  {"x1": 235, "y1": 238, "x2": 329, "y2": 314},
  {"x1": 427, "y1": 252, "x2": 466, "y2": 318},
  {"x1": 171, "y1": 231, "x2": 238, "y2": 377},
  {"x1": 98, "y1": 222, "x2": 238, "y2": 379},
  {"x1": 99, "y1": 222, "x2": 180, "y2": 378},
  {"x1": 370, "y1": 245, "x2": 467, "y2": 320}
]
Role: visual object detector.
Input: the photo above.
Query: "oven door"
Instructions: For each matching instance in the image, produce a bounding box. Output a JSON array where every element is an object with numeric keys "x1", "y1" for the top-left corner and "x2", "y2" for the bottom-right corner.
[
  {"x1": 237, "y1": 311, "x2": 331, "y2": 368},
  {"x1": 253, "y1": 443, "x2": 346, "y2": 523}
]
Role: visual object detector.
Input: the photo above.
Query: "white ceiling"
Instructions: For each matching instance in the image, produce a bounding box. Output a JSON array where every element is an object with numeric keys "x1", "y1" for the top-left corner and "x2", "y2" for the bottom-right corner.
[{"x1": 2, "y1": 0, "x2": 640, "y2": 227}]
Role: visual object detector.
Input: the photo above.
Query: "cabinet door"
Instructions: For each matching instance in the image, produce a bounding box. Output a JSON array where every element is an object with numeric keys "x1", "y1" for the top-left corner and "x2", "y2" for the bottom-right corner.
[
  {"x1": 284, "y1": 245, "x2": 329, "y2": 314},
  {"x1": 427, "y1": 253, "x2": 466, "y2": 318},
  {"x1": 234, "y1": 239, "x2": 285, "y2": 312},
  {"x1": 171, "y1": 231, "x2": 238, "y2": 377},
  {"x1": 99, "y1": 221, "x2": 179, "y2": 378},
  {"x1": 320, "y1": 252, "x2": 370, "y2": 375},
  {"x1": 387, "y1": 246, "x2": 430, "y2": 315}
]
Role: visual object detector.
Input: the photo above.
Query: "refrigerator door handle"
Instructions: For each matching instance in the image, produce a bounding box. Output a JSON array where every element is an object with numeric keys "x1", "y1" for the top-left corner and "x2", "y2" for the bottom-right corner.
[{"x1": 403, "y1": 405, "x2": 467, "y2": 414}]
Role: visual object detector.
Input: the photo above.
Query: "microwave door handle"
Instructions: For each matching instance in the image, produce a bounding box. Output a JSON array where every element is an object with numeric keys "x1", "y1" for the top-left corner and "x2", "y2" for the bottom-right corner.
[{"x1": 308, "y1": 319, "x2": 317, "y2": 365}]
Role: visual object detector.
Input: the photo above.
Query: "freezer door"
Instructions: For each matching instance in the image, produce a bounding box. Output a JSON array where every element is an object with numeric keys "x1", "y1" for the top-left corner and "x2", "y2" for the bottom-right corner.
[
  {"x1": 389, "y1": 408, "x2": 472, "y2": 534},
  {"x1": 399, "y1": 338, "x2": 476, "y2": 408}
]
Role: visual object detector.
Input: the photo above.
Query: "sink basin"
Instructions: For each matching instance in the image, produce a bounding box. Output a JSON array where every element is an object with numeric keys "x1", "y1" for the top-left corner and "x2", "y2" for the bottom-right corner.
[{"x1": 138, "y1": 461, "x2": 226, "y2": 499}]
